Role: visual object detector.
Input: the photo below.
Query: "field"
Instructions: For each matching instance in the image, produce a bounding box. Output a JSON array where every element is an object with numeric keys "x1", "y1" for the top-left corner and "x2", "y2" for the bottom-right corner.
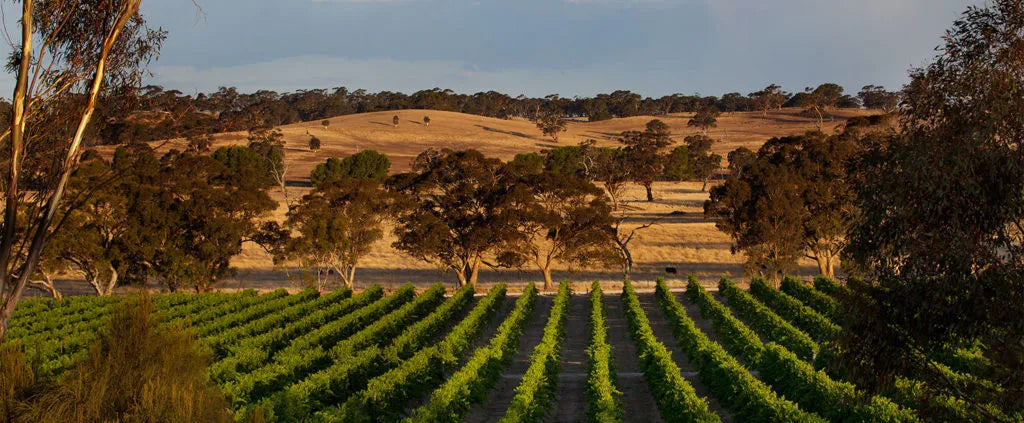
[
  {"x1": 8, "y1": 276, "x2": 969, "y2": 422},
  {"x1": 80, "y1": 107, "x2": 878, "y2": 294}
]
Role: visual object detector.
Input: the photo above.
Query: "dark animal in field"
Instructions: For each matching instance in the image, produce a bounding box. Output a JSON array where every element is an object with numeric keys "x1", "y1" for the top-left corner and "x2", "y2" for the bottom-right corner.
[{"x1": 665, "y1": 267, "x2": 677, "y2": 274}]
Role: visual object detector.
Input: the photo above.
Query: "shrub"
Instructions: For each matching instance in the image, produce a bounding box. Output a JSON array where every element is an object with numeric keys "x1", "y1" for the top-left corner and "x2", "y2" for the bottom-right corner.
[{"x1": 9, "y1": 295, "x2": 232, "y2": 422}]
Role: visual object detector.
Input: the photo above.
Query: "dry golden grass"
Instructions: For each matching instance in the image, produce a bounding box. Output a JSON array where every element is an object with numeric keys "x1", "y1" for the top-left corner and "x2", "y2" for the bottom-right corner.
[{"x1": 88, "y1": 107, "x2": 874, "y2": 292}]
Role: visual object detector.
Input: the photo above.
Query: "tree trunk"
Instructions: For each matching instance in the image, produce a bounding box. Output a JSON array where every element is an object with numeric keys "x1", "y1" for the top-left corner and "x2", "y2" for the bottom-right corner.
[
  {"x1": 0, "y1": 1, "x2": 33, "y2": 300},
  {"x1": 104, "y1": 264, "x2": 118, "y2": 296},
  {"x1": 468, "y1": 257, "x2": 480, "y2": 289},
  {"x1": 645, "y1": 184, "x2": 654, "y2": 202},
  {"x1": 701, "y1": 177, "x2": 710, "y2": 192},
  {"x1": 541, "y1": 262, "x2": 554, "y2": 291},
  {"x1": 339, "y1": 265, "x2": 355, "y2": 290},
  {"x1": 30, "y1": 274, "x2": 61, "y2": 300},
  {"x1": 620, "y1": 245, "x2": 633, "y2": 279},
  {"x1": 0, "y1": 2, "x2": 137, "y2": 344}
]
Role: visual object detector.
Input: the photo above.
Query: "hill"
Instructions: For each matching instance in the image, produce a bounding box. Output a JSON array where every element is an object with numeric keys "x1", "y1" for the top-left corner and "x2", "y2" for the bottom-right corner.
[
  {"x1": 140, "y1": 107, "x2": 877, "y2": 183},
  {"x1": 83, "y1": 107, "x2": 880, "y2": 292}
]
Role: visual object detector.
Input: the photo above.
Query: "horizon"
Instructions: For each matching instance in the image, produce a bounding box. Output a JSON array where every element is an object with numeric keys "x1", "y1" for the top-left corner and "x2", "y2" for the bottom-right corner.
[{"x1": 0, "y1": 0, "x2": 979, "y2": 98}]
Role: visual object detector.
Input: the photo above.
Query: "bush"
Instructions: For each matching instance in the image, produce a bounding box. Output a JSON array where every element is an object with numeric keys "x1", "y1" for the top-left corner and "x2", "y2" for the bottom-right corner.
[
  {"x1": 749, "y1": 278, "x2": 840, "y2": 341},
  {"x1": 586, "y1": 281, "x2": 623, "y2": 422},
  {"x1": 5, "y1": 295, "x2": 232, "y2": 422},
  {"x1": 500, "y1": 281, "x2": 571, "y2": 423}
]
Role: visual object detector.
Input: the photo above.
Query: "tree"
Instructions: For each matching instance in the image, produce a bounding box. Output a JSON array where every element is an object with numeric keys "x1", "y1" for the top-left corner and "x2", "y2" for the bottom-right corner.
[
  {"x1": 857, "y1": 85, "x2": 900, "y2": 113},
  {"x1": 284, "y1": 179, "x2": 389, "y2": 290},
  {"x1": 43, "y1": 157, "x2": 130, "y2": 296},
  {"x1": 508, "y1": 152, "x2": 545, "y2": 176},
  {"x1": 0, "y1": 0, "x2": 164, "y2": 342},
  {"x1": 842, "y1": 1, "x2": 1024, "y2": 414},
  {"x1": 726, "y1": 147, "x2": 755, "y2": 177},
  {"x1": 124, "y1": 147, "x2": 275, "y2": 292},
  {"x1": 321, "y1": 119, "x2": 330, "y2": 131},
  {"x1": 393, "y1": 115, "x2": 400, "y2": 127},
  {"x1": 308, "y1": 135, "x2": 321, "y2": 152},
  {"x1": 685, "y1": 134, "x2": 723, "y2": 191},
  {"x1": 619, "y1": 119, "x2": 674, "y2": 201},
  {"x1": 704, "y1": 149, "x2": 807, "y2": 284},
  {"x1": 309, "y1": 150, "x2": 391, "y2": 188},
  {"x1": 687, "y1": 107, "x2": 720, "y2": 134},
  {"x1": 423, "y1": 116, "x2": 431, "y2": 126},
  {"x1": 211, "y1": 145, "x2": 277, "y2": 189},
  {"x1": 186, "y1": 133, "x2": 213, "y2": 154},
  {"x1": 535, "y1": 113, "x2": 567, "y2": 142},
  {"x1": 587, "y1": 145, "x2": 630, "y2": 210},
  {"x1": 390, "y1": 149, "x2": 529, "y2": 287},
  {"x1": 749, "y1": 84, "x2": 790, "y2": 116},
  {"x1": 497, "y1": 172, "x2": 616, "y2": 290},
  {"x1": 663, "y1": 145, "x2": 693, "y2": 181},
  {"x1": 610, "y1": 215, "x2": 660, "y2": 279},
  {"x1": 542, "y1": 143, "x2": 590, "y2": 179},
  {"x1": 800, "y1": 83, "x2": 845, "y2": 127},
  {"x1": 247, "y1": 126, "x2": 289, "y2": 205},
  {"x1": 706, "y1": 132, "x2": 857, "y2": 282}
]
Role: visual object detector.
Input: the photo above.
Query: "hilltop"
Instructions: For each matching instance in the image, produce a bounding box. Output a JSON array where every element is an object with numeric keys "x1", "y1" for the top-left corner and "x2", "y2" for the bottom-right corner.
[
  {"x1": 85, "y1": 107, "x2": 882, "y2": 291},
  {"x1": 140, "y1": 107, "x2": 878, "y2": 183}
]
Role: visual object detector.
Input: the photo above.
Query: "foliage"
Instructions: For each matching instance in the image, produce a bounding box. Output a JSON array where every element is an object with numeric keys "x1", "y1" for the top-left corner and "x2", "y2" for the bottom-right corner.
[
  {"x1": 749, "y1": 278, "x2": 840, "y2": 341},
  {"x1": 221, "y1": 285, "x2": 417, "y2": 408},
  {"x1": 857, "y1": 85, "x2": 900, "y2": 113},
  {"x1": 653, "y1": 279, "x2": 826, "y2": 422},
  {"x1": 619, "y1": 119, "x2": 674, "y2": 201},
  {"x1": 500, "y1": 282, "x2": 571, "y2": 423},
  {"x1": 497, "y1": 171, "x2": 617, "y2": 289},
  {"x1": 718, "y1": 278, "x2": 818, "y2": 360},
  {"x1": 687, "y1": 107, "x2": 720, "y2": 134},
  {"x1": 705, "y1": 131, "x2": 858, "y2": 280},
  {"x1": 308, "y1": 136, "x2": 321, "y2": 151},
  {"x1": 212, "y1": 145, "x2": 278, "y2": 189},
  {"x1": 841, "y1": 1, "x2": 1024, "y2": 412},
  {"x1": 622, "y1": 279, "x2": 720, "y2": 423},
  {"x1": 663, "y1": 145, "x2": 694, "y2": 181},
  {"x1": 267, "y1": 284, "x2": 485, "y2": 420},
  {"x1": 283, "y1": 178, "x2": 390, "y2": 290},
  {"x1": 3, "y1": 295, "x2": 231, "y2": 422},
  {"x1": 585, "y1": 281, "x2": 623, "y2": 422},
  {"x1": 535, "y1": 113, "x2": 567, "y2": 142},
  {"x1": 309, "y1": 149, "x2": 391, "y2": 188},
  {"x1": 508, "y1": 152, "x2": 545, "y2": 176},
  {"x1": 685, "y1": 134, "x2": 723, "y2": 192},
  {"x1": 208, "y1": 287, "x2": 383, "y2": 383},
  {"x1": 0, "y1": 0, "x2": 165, "y2": 342},
  {"x1": 749, "y1": 84, "x2": 790, "y2": 115},
  {"x1": 683, "y1": 278, "x2": 919, "y2": 423},
  {"x1": 781, "y1": 277, "x2": 841, "y2": 323},
  {"x1": 326, "y1": 284, "x2": 531, "y2": 422},
  {"x1": 390, "y1": 149, "x2": 530, "y2": 286}
]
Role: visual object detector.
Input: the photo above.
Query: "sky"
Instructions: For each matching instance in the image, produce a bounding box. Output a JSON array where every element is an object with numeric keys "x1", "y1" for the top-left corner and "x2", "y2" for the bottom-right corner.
[{"x1": 1, "y1": 0, "x2": 980, "y2": 98}]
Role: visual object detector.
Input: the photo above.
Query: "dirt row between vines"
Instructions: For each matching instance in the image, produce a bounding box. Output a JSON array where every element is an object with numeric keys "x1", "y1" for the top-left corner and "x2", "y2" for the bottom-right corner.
[{"x1": 462, "y1": 289, "x2": 744, "y2": 423}]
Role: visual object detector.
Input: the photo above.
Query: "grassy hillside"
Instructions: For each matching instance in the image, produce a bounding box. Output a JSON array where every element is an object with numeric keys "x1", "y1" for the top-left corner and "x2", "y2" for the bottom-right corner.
[
  {"x1": 140, "y1": 107, "x2": 877, "y2": 182},
  {"x1": 83, "y1": 107, "x2": 879, "y2": 292}
]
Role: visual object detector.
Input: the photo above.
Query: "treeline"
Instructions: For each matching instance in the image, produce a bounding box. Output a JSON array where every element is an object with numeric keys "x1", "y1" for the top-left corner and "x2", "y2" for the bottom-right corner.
[
  {"x1": 40, "y1": 113, "x2": 742, "y2": 296},
  {"x1": 0, "y1": 83, "x2": 899, "y2": 147}
]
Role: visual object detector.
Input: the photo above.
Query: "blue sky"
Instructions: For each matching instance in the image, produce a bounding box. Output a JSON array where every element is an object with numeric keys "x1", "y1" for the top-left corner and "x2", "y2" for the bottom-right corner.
[{"x1": 4, "y1": 0, "x2": 979, "y2": 98}]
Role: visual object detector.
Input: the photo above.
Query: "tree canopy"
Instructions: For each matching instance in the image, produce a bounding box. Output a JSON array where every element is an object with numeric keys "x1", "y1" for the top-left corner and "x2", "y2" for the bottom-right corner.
[
  {"x1": 840, "y1": 1, "x2": 1024, "y2": 413},
  {"x1": 705, "y1": 131, "x2": 859, "y2": 282},
  {"x1": 310, "y1": 150, "x2": 391, "y2": 188}
]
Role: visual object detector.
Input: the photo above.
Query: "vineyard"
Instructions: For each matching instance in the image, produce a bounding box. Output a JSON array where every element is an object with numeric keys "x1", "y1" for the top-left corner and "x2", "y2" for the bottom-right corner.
[{"x1": 4, "y1": 278, "x2": 1009, "y2": 423}]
